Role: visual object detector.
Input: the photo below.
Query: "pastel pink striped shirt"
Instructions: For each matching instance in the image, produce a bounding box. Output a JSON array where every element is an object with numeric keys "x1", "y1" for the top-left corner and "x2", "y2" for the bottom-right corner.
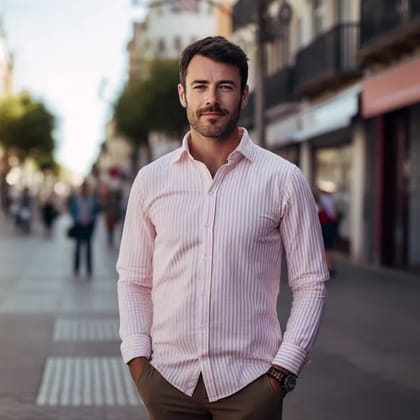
[{"x1": 117, "y1": 128, "x2": 328, "y2": 402}]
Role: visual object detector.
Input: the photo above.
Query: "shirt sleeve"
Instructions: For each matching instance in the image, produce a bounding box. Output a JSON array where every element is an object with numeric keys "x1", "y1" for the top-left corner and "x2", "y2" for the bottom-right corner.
[
  {"x1": 273, "y1": 165, "x2": 329, "y2": 375},
  {"x1": 116, "y1": 172, "x2": 155, "y2": 364}
]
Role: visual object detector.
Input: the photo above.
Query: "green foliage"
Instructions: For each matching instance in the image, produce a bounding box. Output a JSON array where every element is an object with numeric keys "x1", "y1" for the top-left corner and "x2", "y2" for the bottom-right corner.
[
  {"x1": 0, "y1": 92, "x2": 56, "y2": 169},
  {"x1": 113, "y1": 81, "x2": 148, "y2": 146},
  {"x1": 113, "y1": 59, "x2": 187, "y2": 145},
  {"x1": 141, "y1": 59, "x2": 187, "y2": 135}
]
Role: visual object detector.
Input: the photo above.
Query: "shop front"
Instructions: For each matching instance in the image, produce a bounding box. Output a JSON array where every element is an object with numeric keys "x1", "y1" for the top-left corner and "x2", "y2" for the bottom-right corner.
[
  {"x1": 362, "y1": 58, "x2": 420, "y2": 270},
  {"x1": 265, "y1": 112, "x2": 300, "y2": 164},
  {"x1": 293, "y1": 84, "x2": 362, "y2": 255}
]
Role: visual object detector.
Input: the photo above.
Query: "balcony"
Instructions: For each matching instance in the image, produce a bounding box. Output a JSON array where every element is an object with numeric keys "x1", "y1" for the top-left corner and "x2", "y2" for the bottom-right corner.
[
  {"x1": 294, "y1": 23, "x2": 360, "y2": 98},
  {"x1": 240, "y1": 66, "x2": 294, "y2": 127},
  {"x1": 359, "y1": 0, "x2": 420, "y2": 65}
]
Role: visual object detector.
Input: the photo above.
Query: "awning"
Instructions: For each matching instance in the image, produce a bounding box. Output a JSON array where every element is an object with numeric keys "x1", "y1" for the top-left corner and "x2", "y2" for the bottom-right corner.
[
  {"x1": 362, "y1": 57, "x2": 420, "y2": 118},
  {"x1": 293, "y1": 83, "x2": 361, "y2": 142}
]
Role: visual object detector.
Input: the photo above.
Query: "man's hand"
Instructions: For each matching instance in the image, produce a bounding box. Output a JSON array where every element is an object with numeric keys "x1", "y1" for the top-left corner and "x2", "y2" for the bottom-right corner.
[
  {"x1": 268, "y1": 376, "x2": 286, "y2": 399},
  {"x1": 268, "y1": 364, "x2": 293, "y2": 399},
  {"x1": 128, "y1": 357, "x2": 149, "y2": 384}
]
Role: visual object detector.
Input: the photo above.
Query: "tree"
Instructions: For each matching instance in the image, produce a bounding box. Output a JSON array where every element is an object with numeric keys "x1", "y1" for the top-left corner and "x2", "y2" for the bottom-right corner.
[
  {"x1": 114, "y1": 81, "x2": 149, "y2": 148},
  {"x1": 113, "y1": 81, "x2": 150, "y2": 174},
  {"x1": 0, "y1": 92, "x2": 56, "y2": 165},
  {"x1": 0, "y1": 92, "x2": 57, "y2": 212},
  {"x1": 139, "y1": 59, "x2": 187, "y2": 135},
  {"x1": 113, "y1": 59, "x2": 187, "y2": 171}
]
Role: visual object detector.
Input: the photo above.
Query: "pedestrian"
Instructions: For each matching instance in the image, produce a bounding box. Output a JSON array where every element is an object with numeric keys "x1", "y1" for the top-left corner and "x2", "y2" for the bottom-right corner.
[
  {"x1": 68, "y1": 180, "x2": 99, "y2": 277},
  {"x1": 102, "y1": 187, "x2": 122, "y2": 248},
  {"x1": 117, "y1": 36, "x2": 329, "y2": 420},
  {"x1": 316, "y1": 182, "x2": 339, "y2": 277},
  {"x1": 14, "y1": 187, "x2": 33, "y2": 234},
  {"x1": 40, "y1": 194, "x2": 59, "y2": 238}
]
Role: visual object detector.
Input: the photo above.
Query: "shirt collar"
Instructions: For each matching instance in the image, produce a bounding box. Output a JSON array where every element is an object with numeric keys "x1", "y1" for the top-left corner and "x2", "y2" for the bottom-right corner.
[
  {"x1": 172, "y1": 128, "x2": 257, "y2": 164},
  {"x1": 171, "y1": 132, "x2": 192, "y2": 163}
]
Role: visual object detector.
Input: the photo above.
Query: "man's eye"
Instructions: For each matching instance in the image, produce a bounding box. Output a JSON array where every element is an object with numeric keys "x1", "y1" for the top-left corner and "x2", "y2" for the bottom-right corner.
[
  {"x1": 220, "y1": 85, "x2": 233, "y2": 90},
  {"x1": 193, "y1": 85, "x2": 205, "y2": 90}
]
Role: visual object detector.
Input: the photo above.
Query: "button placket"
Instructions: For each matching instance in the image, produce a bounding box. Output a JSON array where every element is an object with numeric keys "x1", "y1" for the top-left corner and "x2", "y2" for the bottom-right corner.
[{"x1": 196, "y1": 181, "x2": 219, "y2": 353}]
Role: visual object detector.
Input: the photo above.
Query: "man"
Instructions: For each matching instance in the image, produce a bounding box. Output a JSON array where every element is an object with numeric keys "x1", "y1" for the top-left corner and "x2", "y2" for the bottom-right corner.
[{"x1": 117, "y1": 36, "x2": 328, "y2": 419}]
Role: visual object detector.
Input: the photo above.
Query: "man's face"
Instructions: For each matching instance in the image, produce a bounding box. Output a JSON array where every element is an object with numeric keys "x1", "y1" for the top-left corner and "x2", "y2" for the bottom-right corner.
[{"x1": 178, "y1": 55, "x2": 248, "y2": 141}]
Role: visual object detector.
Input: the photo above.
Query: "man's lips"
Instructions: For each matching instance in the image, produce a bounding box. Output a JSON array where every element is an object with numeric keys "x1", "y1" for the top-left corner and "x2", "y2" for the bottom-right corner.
[{"x1": 199, "y1": 109, "x2": 226, "y2": 117}]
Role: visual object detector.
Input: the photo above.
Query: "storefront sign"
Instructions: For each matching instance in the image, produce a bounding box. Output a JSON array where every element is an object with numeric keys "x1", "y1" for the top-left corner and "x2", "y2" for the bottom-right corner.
[{"x1": 362, "y1": 58, "x2": 420, "y2": 118}]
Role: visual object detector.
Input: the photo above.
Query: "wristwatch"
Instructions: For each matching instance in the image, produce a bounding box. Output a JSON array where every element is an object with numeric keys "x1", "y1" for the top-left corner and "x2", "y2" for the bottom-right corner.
[{"x1": 267, "y1": 366, "x2": 297, "y2": 393}]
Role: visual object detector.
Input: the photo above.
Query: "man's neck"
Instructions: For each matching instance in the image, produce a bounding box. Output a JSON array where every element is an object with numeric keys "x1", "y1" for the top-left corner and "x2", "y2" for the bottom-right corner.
[{"x1": 188, "y1": 128, "x2": 242, "y2": 177}]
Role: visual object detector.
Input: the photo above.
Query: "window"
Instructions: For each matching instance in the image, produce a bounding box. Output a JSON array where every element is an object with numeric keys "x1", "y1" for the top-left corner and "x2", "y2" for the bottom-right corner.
[
  {"x1": 174, "y1": 36, "x2": 182, "y2": 53},
  {"x1": 171, "y1": 0, "x2": 198, "y2": 13},
  {"x1": 157, "y1": 38, "x2": 166, "y2": 56},
  {"x1": 296, "y1": 16, "x2": 303, "y2": 49},
  {"x1": 313, "y1": 0, "x2": 326, "y2": 36},
  {"x1": 337, "y1": 0, "x2": 351, "y2": 22}
]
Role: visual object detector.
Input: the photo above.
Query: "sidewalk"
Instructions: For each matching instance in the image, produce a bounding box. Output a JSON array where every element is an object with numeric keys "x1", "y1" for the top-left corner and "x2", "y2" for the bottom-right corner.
[
  {"x1": 0, "y1": 212, "x2": 419, "y2": 419},
  {"x1": 0, "y1": 213, "x2": 149, "y2": 420}
]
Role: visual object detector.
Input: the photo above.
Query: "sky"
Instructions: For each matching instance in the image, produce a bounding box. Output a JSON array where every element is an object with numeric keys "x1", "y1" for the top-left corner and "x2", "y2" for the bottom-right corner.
[{"x1": 0, "y1": 0, "x2": 147, "y2": 177}]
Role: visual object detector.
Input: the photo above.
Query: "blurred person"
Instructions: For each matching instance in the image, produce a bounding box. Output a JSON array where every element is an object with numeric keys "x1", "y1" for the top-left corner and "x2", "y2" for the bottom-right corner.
[
  {"x1": 316, "y1": 182, "x2": 339, "y2": 277},
  {"x1": 68, "y1": 180, "x2": 99, "y2": 277},
  {"x1": 40, "y1": 194, "x2": 59, "y2": 238},
  {"x1": 14, "y1": 187, "x2": 33, "y2": 234},
  {"x1": 117, "y1": 36, "x2": 328, "y2": 420},
  {"x1": 102, "y1": 187, "x2": 122, "y2": 248}
]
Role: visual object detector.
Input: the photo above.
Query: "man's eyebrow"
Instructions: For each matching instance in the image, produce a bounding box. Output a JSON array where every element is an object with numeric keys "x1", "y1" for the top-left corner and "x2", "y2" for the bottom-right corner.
[
  {"x1": 191, "y1": 79, "x2": 209, "y2": 85},
  {"x1": 190, "y1": 79, "x2": 237, "y2": 86}
]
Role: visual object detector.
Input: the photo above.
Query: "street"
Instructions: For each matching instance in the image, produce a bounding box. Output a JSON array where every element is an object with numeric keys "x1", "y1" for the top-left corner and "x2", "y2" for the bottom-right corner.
[{"x1": 0, "y1": 213, "x2": 419, "y2": 420}]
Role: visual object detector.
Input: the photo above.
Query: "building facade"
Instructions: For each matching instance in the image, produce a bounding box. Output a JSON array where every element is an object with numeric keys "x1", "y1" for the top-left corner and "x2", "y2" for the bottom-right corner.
[
  {"x1": 359, "y1": 0, "x2": 420, "y2": 269},
  {"x1": 232, "y1": 0, "x2": 420, "y2": 273}
]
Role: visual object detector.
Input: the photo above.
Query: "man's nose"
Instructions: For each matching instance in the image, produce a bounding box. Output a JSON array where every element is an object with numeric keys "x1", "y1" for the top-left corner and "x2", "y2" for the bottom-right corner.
[{"x1": 206, "y1": 87, "x2": 219, "y2": 105}]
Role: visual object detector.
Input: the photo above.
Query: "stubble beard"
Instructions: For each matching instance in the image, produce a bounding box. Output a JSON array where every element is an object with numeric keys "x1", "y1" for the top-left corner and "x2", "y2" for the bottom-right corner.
[{"x1": 186, "y1": 100, "x2": 242, "y2": 143}]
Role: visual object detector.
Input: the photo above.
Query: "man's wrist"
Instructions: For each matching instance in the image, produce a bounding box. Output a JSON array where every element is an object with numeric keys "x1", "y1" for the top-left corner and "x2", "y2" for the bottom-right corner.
[
  {"x1": 272, "y1": 364, "x2": 292, "y2": 373},
  {"x1": 267, "y1": 365, "x2": 297, "y2": 394},
  {"x1": 128, "y1": 357, "x2": 149, "y2": 383}
]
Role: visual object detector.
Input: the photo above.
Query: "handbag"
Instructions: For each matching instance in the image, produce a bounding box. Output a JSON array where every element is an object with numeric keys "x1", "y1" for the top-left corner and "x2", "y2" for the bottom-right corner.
[{"x1": 67, "y1": 224, "x2": 78, "y2": 239}]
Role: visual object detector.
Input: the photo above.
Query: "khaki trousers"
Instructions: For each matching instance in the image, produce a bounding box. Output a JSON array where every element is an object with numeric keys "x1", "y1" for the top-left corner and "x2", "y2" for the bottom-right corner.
[{"x1": 137, "y1": 364, "x2": 283, "y2": 420}]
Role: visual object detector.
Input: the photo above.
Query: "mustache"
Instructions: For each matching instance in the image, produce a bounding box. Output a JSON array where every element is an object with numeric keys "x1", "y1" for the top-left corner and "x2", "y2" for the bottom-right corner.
[{"x1": 198, "y1": 105, "x2": 227, "y2": 115}]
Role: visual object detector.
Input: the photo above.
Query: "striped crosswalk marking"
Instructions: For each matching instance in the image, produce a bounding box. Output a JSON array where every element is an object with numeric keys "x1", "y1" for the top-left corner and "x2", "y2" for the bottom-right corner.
[
  {"x1": 53, "y1": 318, "x2": 119, "y2": 341},
  {"x1": 36, "y1": 357, "x2": 141, "y2": 406}
]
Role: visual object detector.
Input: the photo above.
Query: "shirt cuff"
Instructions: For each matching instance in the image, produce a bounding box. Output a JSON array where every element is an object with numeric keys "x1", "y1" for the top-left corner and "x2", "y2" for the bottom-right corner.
[
  {"x1": 272, "y1": 341, "x2": 308, "y2": 376},
  {"x1": 120, "y1": 334, "x2": 152, "y2": 364}
]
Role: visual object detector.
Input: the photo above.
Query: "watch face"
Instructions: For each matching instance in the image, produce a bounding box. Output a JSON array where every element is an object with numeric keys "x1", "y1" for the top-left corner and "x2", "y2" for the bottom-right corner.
[{"x1": 283, "y1": 374, "x2": 296, "y2": 392}]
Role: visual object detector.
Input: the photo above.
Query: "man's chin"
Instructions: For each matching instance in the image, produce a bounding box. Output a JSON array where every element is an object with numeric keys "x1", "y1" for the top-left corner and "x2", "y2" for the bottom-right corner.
[{"x1": 199, "y1": 127, "x2": 236, "y2": 141}]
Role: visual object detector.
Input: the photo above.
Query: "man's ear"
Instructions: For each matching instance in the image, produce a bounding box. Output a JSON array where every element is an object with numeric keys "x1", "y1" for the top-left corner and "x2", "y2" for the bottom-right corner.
[
  {"x1": 178, "y1": 83, "x2": 186, "y2": 108},
  {"x1": 241, "y1": 85, "x2": 249, "y2": 109}
]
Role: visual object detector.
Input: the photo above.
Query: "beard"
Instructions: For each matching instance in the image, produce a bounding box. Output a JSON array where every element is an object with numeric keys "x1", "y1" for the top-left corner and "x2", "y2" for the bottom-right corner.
[{"x1": 186, "y1": 99, "x2": 242, "y2": 142}]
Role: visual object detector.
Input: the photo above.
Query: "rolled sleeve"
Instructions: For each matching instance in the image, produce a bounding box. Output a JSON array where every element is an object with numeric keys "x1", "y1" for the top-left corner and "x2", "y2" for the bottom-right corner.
[
  {"x1": 272, "y1": 341, "x2": 308, "y2": 376},
  {"x1": 120, "y1": 334, "x2": 152, "y2": 364}
]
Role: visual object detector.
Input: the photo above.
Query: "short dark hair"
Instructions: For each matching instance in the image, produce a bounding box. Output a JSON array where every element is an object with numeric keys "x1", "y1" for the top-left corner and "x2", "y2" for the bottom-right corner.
[{"x1": 179, "y1": 36, "x2": 249, "y2": 92}]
